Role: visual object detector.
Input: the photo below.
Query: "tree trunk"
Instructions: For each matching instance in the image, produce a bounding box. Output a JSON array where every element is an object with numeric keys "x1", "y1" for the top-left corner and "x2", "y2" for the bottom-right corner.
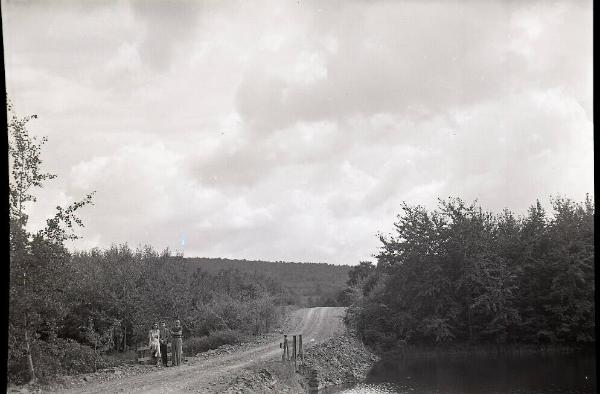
[
  {"x1": 466, "y1": 301, "x2": 473, "y2": 341},
  {"x1": 24, "y1": 316, "x2": 37, "y2": 383}
]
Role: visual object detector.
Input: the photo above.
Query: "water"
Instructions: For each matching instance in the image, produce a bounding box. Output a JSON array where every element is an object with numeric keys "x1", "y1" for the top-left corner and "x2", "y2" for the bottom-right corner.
[{"x1": 334, "y1": 352, "x2": 595, "y2": 394}]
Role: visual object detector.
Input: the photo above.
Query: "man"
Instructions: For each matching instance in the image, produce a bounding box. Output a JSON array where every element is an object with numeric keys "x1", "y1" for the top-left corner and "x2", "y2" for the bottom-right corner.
[
  {"x1": 159, "y1": 321, "x2": 171, "y2": 367},
  {"x1": 171, "y1": 320, "x2": 183, "y2": 366}
]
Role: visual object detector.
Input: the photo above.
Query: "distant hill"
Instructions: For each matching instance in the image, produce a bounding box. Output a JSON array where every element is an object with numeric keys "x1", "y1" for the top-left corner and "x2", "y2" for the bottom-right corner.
[{"x1": 184, "y1": 257, "x2": 352, "y2": 306}]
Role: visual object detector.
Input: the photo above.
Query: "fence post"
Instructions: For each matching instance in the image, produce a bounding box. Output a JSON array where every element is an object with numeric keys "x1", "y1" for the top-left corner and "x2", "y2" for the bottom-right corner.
[
  {"x1": 292, "y1": 335, "x2": 297, "y2": 359},
  {"x1": 298, "y1": 334, "x2": 303, "y2": 364},
  {"x1": 293, "y1": 335, "x2": 297, "y2": 369}
]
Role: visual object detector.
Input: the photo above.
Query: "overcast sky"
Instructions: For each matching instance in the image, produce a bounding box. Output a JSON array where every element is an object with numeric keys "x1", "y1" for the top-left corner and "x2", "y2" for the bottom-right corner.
[{"x1": 3, "y1": 0, "x2": 593, "y2": 265}]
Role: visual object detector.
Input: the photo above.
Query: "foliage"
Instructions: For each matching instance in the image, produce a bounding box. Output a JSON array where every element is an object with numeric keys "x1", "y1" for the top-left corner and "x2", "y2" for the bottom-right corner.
[
  {"x1": 82, "y1": 316, "x2": 119, "y2": 371},
  {"x1": 8, "y1": 100, "x2": 95, "y2": 384},
  {"x1": 346, "y1": 197, "x2": 595, "y2": 351},
  {"x1": 183, "y1": 330, "x2": 244, "y2": 356},
  {"x1": 347, "y1": 261, "x2": 376, "y2": 287},
  {"x1": 8, "y1": 338, "x2": 97, "y2": 385},
  {"x1": 63, "y1": 246, "x2": 288, "y2": 348},
  {"x1": 184, "y1": 257, "x2": 351, "y2": 306}
]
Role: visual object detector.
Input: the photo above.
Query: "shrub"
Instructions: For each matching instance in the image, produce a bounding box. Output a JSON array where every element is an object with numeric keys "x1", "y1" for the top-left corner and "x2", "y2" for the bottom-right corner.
[
  {"x1": 183, "y1": 329, "x2": 244, "y2": 356},
  {"x1": 57, "y1": 339, "x2": 97, "y2": 374},
  {"x1": 8, "y1": 338, "x2": 97, "y2": 384}
]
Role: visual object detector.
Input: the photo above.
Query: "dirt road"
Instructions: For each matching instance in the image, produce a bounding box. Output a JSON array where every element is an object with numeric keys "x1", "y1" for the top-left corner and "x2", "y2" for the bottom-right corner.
[{"x1": 53, "y1": 307, "x2": 346, "y2": 393}]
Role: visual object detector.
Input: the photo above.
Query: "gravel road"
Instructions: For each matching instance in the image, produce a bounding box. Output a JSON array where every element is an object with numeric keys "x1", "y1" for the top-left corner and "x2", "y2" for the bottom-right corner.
[{"x1": 52, "y1": 307, "x2": 346, "y2": 393}]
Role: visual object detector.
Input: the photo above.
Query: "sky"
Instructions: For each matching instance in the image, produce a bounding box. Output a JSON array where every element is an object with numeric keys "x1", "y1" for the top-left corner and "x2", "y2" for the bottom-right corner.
[{"x1": 2, "y1": 0, "x2": 593, "y2": 265}]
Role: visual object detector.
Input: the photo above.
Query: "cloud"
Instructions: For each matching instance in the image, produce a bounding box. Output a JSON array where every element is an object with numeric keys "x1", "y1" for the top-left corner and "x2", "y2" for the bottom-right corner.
[
  {"x1": 234, "y1": 0, "x2": 592, "y2": 133},
  {"x1": 129, "y1": 0, "x2": 205, "y2": 71}
]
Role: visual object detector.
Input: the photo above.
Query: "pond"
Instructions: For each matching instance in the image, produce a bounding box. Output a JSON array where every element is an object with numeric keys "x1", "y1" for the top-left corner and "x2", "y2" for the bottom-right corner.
[{"x1": 332, "y1": 351, "x2": 595, "y2": 394}]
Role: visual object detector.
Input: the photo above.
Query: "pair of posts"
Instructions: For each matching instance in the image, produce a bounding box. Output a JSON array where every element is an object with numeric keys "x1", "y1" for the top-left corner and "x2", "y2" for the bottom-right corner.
[{"x1": 281, "y1": 334, "x2": 303, "y2": 367}]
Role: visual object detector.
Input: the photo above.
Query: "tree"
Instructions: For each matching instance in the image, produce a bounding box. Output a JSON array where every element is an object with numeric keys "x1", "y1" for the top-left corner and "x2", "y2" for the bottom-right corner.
[
  {"x1": 347, "y1": 261, "x2": 376, "y2": 287},
  {"x1": 82, "y1": 316, "x2": 117, "y2": 371},
  {"x1": 8, "y1": 100, "x2": 94, "y2": 383},
  {"x1": 347, "y1": 196, "x2": 594, "y2": 351},
  {"x1": 544, "y1": 196, "x2": 595, "y2": 343}
]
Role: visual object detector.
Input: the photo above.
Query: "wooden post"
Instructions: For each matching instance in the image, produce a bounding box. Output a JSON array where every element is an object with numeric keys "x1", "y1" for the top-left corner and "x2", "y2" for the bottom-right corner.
[
  {"x1": 293, "y1": 335, "x2": 297, "y2": 369},
  {"x1": 298, "y1": 334, "x2": 303, "y2": 364},
  {"x1": 292, "y1": 335, "x2": 297, "y2": 360}
]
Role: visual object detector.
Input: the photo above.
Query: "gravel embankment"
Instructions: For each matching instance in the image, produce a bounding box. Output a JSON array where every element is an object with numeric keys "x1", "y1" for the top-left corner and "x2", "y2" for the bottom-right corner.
[{"x1": 220, "y1": 332, "x2": 379, "y2": 393}]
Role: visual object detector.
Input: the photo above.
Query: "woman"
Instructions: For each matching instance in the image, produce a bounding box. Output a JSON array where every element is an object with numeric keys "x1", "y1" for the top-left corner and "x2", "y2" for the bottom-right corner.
[
  {"x1": 171, "y1": 320, "x2": 183, "y2": 366},
  {"x1": 148, "y1": 322, "x2": 161, "y2": 366}
]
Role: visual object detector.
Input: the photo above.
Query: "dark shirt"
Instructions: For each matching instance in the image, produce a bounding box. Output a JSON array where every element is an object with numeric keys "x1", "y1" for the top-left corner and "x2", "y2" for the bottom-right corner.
[
  {"x1": 159, "y1": 327, "x2": 171, "y2": 344},
  {"x1": 171, "y1": 327, "x2": 183, "y2": 339}
]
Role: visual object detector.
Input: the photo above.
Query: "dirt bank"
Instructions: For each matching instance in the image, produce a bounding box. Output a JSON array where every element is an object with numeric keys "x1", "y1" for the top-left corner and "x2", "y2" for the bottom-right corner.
[
  {"x1": 220, "y1": 331, "x2": 379, "y2": 393},
  {"x1": 298, "y1": 333, "x2": 379, "y2": 391}
]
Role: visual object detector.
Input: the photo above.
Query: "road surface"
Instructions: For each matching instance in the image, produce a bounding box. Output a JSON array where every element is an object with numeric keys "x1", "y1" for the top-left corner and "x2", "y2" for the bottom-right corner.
[{"x1": 54, "y1": 307, "x2": 346, "y2": 393}]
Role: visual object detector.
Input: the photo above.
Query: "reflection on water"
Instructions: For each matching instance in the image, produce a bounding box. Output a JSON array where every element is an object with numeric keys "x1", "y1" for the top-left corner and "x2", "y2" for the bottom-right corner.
[
  {"x1": 335, "y1": 352, "x2": 595, "y2": 394},
  {"x1": 335, "y1": 382, "x2": 398, "y2": 393}
]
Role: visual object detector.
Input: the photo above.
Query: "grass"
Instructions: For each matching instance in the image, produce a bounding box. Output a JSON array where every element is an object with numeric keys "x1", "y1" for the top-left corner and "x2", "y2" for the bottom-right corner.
[{"x1": 183, "y1": 329, "x2": 246, "y2": 356}]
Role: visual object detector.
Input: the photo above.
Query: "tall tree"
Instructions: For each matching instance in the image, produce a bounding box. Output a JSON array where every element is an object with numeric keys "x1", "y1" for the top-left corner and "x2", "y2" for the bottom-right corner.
[{"x1": 8, "y1": 100, "x2": 94, "y2": 382}]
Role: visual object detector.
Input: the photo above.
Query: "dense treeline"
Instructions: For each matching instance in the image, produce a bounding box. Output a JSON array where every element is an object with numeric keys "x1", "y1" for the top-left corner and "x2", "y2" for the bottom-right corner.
[
  {"x1": 10, "y1": 242, "x2": 288, "y2": 384},
  {"x1": 345, "y1": 197, "x2": 594, "y2": 352},
  {"x1": 67, "y1": 246, "x2": 287, "y2": 343},
  {"x1": 7, "y1": 104, "x2": 287, "y2": 384},
  {"x1": 184, "y1": 258, "x2": 351, "y2": 306}
]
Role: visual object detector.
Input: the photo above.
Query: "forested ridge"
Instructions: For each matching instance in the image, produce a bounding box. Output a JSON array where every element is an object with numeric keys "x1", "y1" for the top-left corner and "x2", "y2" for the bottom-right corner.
[
  {"x1": 184, "y1": 257, "x2": 351, "y2": 306},
  {"x1": 344, "y1": 197, "x2": 595, "y2": 352}
]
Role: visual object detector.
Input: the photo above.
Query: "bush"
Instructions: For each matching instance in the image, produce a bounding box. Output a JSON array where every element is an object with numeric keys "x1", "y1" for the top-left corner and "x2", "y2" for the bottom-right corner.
[
  {"x1": 183, "y1": 329, "x2": 244, "y2": 356},
  {"x1": 8, "y1": 338, "x2": 97, "y2": 384},
  {"x1": 57, "y1": 339, "x2": 98, "y2": 375}
]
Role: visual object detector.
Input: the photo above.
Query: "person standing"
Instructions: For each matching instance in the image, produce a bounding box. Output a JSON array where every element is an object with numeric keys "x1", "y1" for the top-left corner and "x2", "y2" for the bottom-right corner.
[
  {"x1": 171, "y1": 320, "x2": 183, "y2": 366},
  {"x1": 148, "y1": 322, "x2": 161, "y2": 367},
  {"x1": 159, "y1": 321, "x2": 171, "y2": 367}
]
